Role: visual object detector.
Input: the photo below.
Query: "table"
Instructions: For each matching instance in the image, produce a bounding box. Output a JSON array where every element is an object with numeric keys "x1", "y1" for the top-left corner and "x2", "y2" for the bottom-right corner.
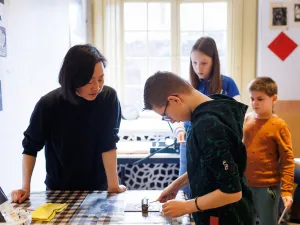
[
  {"x1": 13, "y1": 190, "x2": 191, "y2": 225},
  {"x1": 117, "y1": 153, "x2": 179, "y2": 164}
]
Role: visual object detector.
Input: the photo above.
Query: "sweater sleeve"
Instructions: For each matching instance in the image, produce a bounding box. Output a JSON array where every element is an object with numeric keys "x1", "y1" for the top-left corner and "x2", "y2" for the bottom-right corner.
[
  {"x1": 100, "y1": 90, "x2": 121, "y2": 153},
  {"x1": 22, "y1": 98, "x2": 50, "y2": 157},
  {"x1": 224, "y1": 76, "x2": 240, "y2": 97},
  {"x1": 276, "y1": 123, "x2": 295, "y2": 197}
]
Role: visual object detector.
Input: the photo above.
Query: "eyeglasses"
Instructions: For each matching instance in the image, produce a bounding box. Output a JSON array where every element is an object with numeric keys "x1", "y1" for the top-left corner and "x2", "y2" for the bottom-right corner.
[
  {"x1": 161, "y1": 94, "x2": 180, "y2": 121},
  {"x1": 162, "y1": 100, "x2": 172, "y2": 121}
]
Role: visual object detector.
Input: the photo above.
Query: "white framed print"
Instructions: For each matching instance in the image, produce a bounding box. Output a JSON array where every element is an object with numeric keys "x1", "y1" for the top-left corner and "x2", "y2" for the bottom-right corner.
[
  {"x1": 270, "y1": 2, "x2": 289, "y2": 30},
  {"x1": 293, "y1": 0, "x2": 300, "y2": 27}
]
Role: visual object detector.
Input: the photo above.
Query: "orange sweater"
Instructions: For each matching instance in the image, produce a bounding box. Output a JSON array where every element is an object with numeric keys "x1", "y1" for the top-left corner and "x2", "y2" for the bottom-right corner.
[{"x1": 243, "y1": 112, "x2": 295, "y2": 197}]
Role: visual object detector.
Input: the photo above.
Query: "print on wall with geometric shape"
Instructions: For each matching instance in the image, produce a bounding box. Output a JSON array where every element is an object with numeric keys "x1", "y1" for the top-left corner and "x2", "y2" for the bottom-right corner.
[{"x1": 268, "y1": 32, "x2": 298, "y2": 61}]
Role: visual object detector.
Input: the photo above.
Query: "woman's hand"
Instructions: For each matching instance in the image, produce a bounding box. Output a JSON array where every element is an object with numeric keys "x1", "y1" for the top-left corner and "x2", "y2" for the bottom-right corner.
[
  {"x1": 108, "y1": 184, "x2": 127, "y2": 193},
  {"x1": 11, "y1": 188, "x2": 30, "y2": 204}
]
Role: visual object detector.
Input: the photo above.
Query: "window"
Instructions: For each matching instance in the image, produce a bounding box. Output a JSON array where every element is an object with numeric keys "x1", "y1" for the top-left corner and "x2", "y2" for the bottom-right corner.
[
  {"x1": 123, "y1": 0, "x2": 228, "y2": 110},
  {"x1": 179, "y1": 2, "x2": 228, "y2": 80},
  {"x1": 124, "y1": 2, "x2": 172, "y2": 110}
]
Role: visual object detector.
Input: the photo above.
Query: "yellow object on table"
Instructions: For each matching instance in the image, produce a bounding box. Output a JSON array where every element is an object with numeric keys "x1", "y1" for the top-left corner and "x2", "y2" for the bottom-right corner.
[{"x1": 31, "y1": 203, "x2": 67, "y2": 222}]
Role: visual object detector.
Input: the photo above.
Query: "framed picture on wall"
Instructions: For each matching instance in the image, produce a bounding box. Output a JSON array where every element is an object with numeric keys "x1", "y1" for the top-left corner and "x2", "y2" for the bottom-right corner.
[
  {"x1": 0, "y1": 26, "x2": 6, "y2": 57},
  {"x1": 0, "y1": 0, "x2": 4, "y2": 26},
  {"x1": 293, "y1": 0, "x2": 300, "y2": 26},
  {"x1": 270, "y1": 2, "x2": 289, "y2": 30}
]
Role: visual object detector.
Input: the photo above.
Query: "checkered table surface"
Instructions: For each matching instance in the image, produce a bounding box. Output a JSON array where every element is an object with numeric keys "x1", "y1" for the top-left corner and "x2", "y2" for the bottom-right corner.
[{"x1": 12, "y1": 190, "x2": 192, "y2": 225}]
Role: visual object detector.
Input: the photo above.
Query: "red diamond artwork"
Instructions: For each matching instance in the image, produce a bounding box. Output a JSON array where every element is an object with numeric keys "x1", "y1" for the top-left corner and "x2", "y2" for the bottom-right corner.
[{"x1": 268, "y1": 32, "x2": 298, "y2": 61}]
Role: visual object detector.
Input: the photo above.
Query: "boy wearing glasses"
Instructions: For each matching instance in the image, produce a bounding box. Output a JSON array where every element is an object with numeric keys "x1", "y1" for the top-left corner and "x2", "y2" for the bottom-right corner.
[{"x1": 144, "y1": 71, "x2": 254, "y2": 225}]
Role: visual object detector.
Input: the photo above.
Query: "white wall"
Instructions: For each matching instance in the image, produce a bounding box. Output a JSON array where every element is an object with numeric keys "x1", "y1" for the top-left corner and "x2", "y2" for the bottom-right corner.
[
  {"x1": 257, "y1": 0, "x2": 300, "y2": 100},
  {"x1": 0, "y1": 0, "x2": 70, "y2": 194}
]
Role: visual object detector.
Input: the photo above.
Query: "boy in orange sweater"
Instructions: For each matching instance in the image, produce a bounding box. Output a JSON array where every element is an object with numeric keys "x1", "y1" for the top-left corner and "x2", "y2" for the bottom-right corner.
[{"x1": 243, "y1": 77, "x2": 295, "y2": 225}]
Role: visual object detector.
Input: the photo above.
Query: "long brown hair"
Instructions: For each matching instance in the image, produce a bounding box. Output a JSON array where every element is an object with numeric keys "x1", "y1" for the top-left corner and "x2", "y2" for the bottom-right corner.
[{"x1": 189, "y1": 37, "x2": 222, "y2": 94}]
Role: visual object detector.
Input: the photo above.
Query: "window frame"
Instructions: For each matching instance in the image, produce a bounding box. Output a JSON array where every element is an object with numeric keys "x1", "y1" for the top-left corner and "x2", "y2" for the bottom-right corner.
[
  {"x1": 121, "y1": 0, "x2": 232, "y2": 112},
  {"x1": 91, "y1": 0, "x2": 257, "y2": 114}
]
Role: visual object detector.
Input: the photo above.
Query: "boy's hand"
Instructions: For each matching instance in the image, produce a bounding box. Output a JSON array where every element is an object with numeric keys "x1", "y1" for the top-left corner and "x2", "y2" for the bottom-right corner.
[
  {"x1": 177, "y1": 131, "x2": 185, "y2": 143},
  {"x1": 156, "y1": 183, "x2": 179, "y2": 203},
  {"x1": 162, "y1": 199, "x2": 187, "y2": 217},
  {"x1": 282, "y1": 196, "x2": 293, "y2": 209}
]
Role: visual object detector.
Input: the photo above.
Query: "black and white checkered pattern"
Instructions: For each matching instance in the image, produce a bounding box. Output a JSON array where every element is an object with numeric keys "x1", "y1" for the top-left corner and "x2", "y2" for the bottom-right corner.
[
  {"x1": 12, "y1": 190, "x2": 192, "y2": 225},
  {"x1": 13, "y1": 191, "x2": 87, "y2": 225}
]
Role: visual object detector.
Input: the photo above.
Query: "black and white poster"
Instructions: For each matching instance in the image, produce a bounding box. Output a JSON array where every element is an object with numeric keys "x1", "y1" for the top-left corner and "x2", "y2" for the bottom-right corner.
[
  {"x1": 293, "y1": 0, "x2": 300, "y2": 26},
  {"x1": 0, "y1": 0, "x2": 5, "y2": 57},
  {"x1": 0, "y1": 0, "x2": 4, "y2": 24},
  {"x1": 0, "y1": 26, "x2": 6, "y2": 57},
  {"x1": 295, "y1": 4, "x2": 300, "y2": 22},
  {"x1": 270, "y1": 2, "x2": 288, "y2": 30}
]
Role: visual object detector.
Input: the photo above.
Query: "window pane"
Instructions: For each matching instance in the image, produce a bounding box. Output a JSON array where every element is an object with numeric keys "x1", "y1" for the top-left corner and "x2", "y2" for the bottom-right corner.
[
  {"x1": 180, "y1": 32, "x2": 203, "y2": 57},
  {"x1": 148, "y1": 58, "x2": 171, "y2": 75},
  {"x1": 124, "y1": 32, "x2": 147, "y2": 57},
  {"x1": 180, "y1": 57, "x2": 190, "y2": 80},
  {"x1": 148, "y1": 32, "x2": 171, "y2": 57},
  {"x1": 148, "y1": 3, "x2": 171, "y2": 31},
  {"x1": 204, "y1": 31, "x2": 227, "y2": 57},
  {"x1": 204, "y1": 2, "x2": 227, "y2": 31},
  {"x1": 124, "y1": 3, "x2": 147, "y2": 30},
  {"x1": 125, "y1": 59, "x2": 146, "y2": 85},
  {"x1": 219, "y1": 56, "x2": 227, "y2": 75},
  {"x1": 204, "y1": 31, "x2": 227, "y2": 74},
  {"x1": 180, "y1": 3, "x2": 203, "y2": 31},
  {"x1": 124, "y1": 87, "x2": 143, "y2": 110}
]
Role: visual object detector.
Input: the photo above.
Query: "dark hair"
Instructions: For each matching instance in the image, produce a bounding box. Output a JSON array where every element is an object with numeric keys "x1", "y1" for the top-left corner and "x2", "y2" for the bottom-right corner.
[
  {"x1": 58, "y1": 44, "x2": 107, "y2": 104},
  {"x1": 189, "y1": 37, "x2": 222, "y2": 94},
  {"x1": 143, "y1": 71, "x2": 193, "y2": 110},
  {"x1": 248, "y1": 77, "x2": 278, "y2": 97}
]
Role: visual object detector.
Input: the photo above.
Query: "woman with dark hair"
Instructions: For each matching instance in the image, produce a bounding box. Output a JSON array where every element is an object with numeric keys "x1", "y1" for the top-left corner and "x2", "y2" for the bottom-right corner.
[
  {"x1": 175, "y1": 37, "x2": 240, "y2": 198},
  {"x1": 11, "y1": 44, "x2": 126, "y2": 203}
]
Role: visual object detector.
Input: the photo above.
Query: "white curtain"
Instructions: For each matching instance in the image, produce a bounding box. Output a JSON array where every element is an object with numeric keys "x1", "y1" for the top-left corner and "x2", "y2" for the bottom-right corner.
[{"x1": 92, "y1": 0, "x2": 124, "y2": 100}]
